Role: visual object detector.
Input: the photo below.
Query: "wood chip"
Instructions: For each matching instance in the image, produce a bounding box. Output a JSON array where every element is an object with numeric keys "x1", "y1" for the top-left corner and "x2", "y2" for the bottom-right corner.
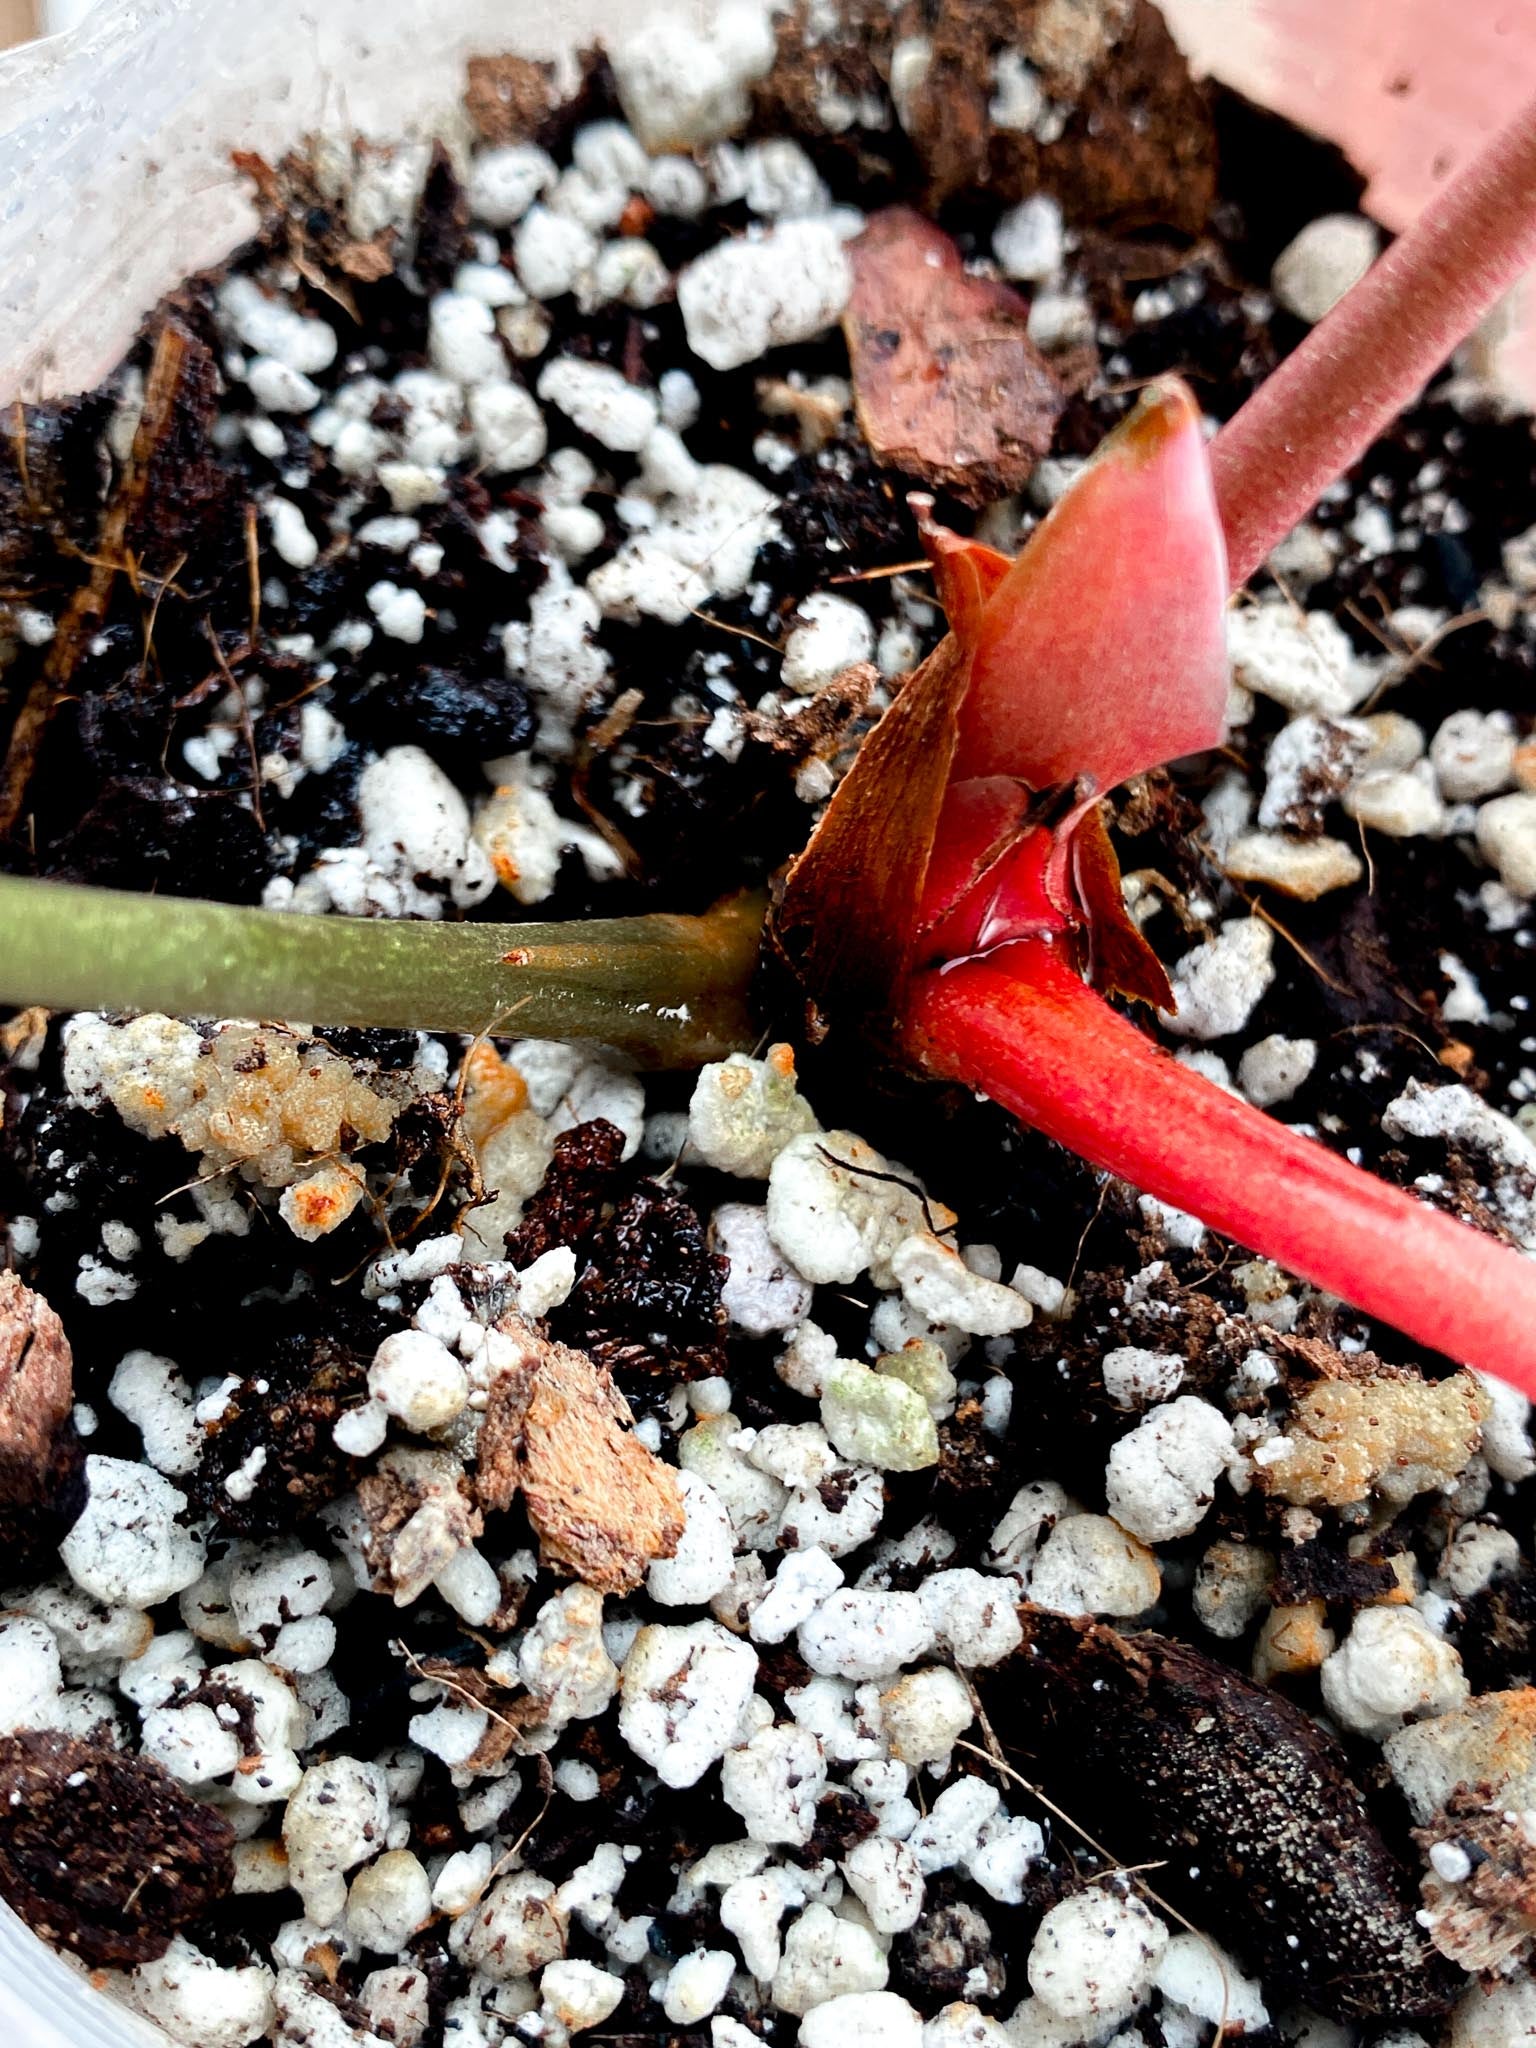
[
  {"x1": 843, "y1": 208, "x2": 1063, "y2": 506},
  {"x1": 0, "y1": 1272, "x2": 74, "y2": 1501},
  {"x1": 464, "y1": 52, "x2": 557, "y2": 144},
  {"x1": 476, "y1": 1317, "x2": 684, "y2": 1594}
]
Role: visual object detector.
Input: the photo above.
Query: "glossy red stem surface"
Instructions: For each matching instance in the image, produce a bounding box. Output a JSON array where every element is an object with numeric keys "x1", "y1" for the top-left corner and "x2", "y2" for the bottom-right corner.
[
  {"x1": 1212, "y1": 87, "x2": 1536, "y2": 588},
  {"x1": 905, "y1": 940, "x2": 1536, "y2": 1390}
]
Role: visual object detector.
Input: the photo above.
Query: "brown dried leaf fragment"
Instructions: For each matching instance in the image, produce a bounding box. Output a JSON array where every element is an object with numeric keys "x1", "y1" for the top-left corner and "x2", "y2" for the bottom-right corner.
[
  {"x1": 843, "y1": 209, "x2": 1063, "y2": 506},
  {"x1": 1417, "y1": 1789, "x2": 1536, "y2": 1972},
  {"x1": 477, "y1": 1317, "x2": 684, "y2": 1593},
  {"x1": 744, "y1": 662, "x2": 878, "y2": 766},
  {"x1": 771, "y1": 633, "x2": 969, "y2": 1034},
  {"x1": 0, "y1": 1730, "x2": 234, "y2": 1967},
  {"x1": 505, "y1": 1118, "x2": 626, "y2": 1267},
  {"x1": 413, "y1": 1657, "x2": 548, "y2": 1773}
]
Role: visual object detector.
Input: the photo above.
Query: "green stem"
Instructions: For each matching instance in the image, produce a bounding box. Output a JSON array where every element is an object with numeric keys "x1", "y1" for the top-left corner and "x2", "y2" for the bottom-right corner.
[{"x1": 0, "y1": 876, "x2": 765, "y2": 1068}]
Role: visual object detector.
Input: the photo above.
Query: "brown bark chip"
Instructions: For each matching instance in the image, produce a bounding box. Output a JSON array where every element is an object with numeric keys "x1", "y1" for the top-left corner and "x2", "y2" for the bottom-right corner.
[
  {"x1": 0, "y1": 1730, "x2": 235, "y2": 1968},
  {"x1": 0, "y1": 1272, "x2": 74, "y2": 1484},
  {"x1": 986, "y1": 1607, "x2": 1460, "y2": 2022},
  {"x1": 0, "y1": 1273, "x2": 85, "y2": 1560},
  {"x1": 843, "y1": 209, "x2": 1063, "y2": 506},
  {"x1": 476, "y1": 1318, "x2": 684, "y2": 1593},
  {"x1": 464, "y1": 53, "x2": 558, "y2": 144}
]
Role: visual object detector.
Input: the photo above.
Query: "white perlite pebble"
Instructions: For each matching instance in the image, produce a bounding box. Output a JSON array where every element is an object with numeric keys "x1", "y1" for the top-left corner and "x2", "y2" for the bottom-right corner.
[
  {"x1": 283, "y1": 1757, "x2": 391, "y2": 1925},
  {"x1": 821, "y1": 1359, "x2": 939, "y2": 1472},
  {"x1": 346, "y1": 1849, "x2": 432, "y2": 1953},
  {"x1": 716, "y1": 1203, "x2": 815, "y2": 1336},
  {"x1": 1228, "y1": 603, "x2": 1378, "y2": 717},
  {"x1": 429, "y1": 292, "x2": 507, "y2": 387},
  {"x1": 333, "y1": 1401, "x2": 389, "y2": 1457},
  {"x1": 766, "y1": 1130, "x2": 934, "y2": 1289},
  {"x1": 452, "y1": 1870, "x2": 567, "y2": 1982},
  {"x1": 1476, "y1": 791, "x2": 1536, "y2": 898},
  {"x1": 141, "y1": 1701, "x2": 242, "y2": 1785},
  {"x1": 1100, "y1": 1346, "x2": 1185, "y2": 1410},
  {"x1": 1104, "y1": 1398, "x2": 1236, "y2": 1544},
  {"x1": 916, "y1": 1569, "x2": 1023, "y2": 1668},
  {"x1": 678, "y1": 222, "x2": 854, "y2": 372},
  {"x1": 1344, "y1": 763, "x2": 1445, "y2": 838},
  {"x1": 1154, "y1": 1934, "x2": 1268, "y2": 2037},
  {"x1": 1474, "y1": 1371, "x2": 1536, "y2": 1483},
  {"x1": 752, "y1": 1547, "x2": 845, "y2": 1645},
  {"x1": 992, "y1": 194, "x2": 1065, "y2": 283},
  {"x1": 1238, "y1": 1033, "x2": 1318, "y2": 1108},
  {"x1": 1027, "y1": 1888, "x2": 1168, "y2": 2028},
  {"x1": 647, "y1": 1472, "x2": 736, "y2": 1606},
  {"x1": 662, "y1": 1948, "x2": 737, "y2": 2025},
  {"x1": 907, "y1": 1776, "x2": 1000, "y2": 1875},
  {"x1": 1027, "y1": 1514, "x2": 1161, "y2": 1618},
  {"x1": 1431, "y1": 708, "x2": 1517, "y2": 802},
  {"x1": 542, "y1": 1958, "x2": 625, "y2": 2032},
  {"x1": 799, "y1": 1590, "x2": 936, "y2": 1681},
  {"x1": 843, "y1": 1836, "x2": 925, "y2": 1935},
  {"x1": 782, "y1": 593, "x2": 876, "y2": 692},
  {"x1": 359, "y1": 745, "x2": 493, "y2": 911},
  {"x1": 800, "y1": 1993, "x2": 922, "y2": 2048},
  {"x1": 620, "y1": 1621, "x2": 758, "y2": 1787},
  {"x1": 264, "y1": 496, "x2": 319, "y2": 570},
  {"x1": 891, "y1": 1233, "x2": 1032, "y2": 1338},
  {"x1": 611, "y1": 0, "x2": 776, "y2": 151},
  {"x1": 514, "y1": 205, "x2": 599, "y2": 301},
  {"x1": 879, "y1": 1666, "x2": 973, "y2": 1765},
  {"x1": 468, "y1": 144, "x2": 556, "y2": 226},
  {"x1": 721, "y1": 1722, "x2": 828, "y2": 1844},
  {"x1": 1319, "y1": 1606, "x2": 1469, "y2": 1739},
  {"x1": 247, "y1": 357, "x2": 321, "y2": 413},
  {"x1": 366, "y1": 579, "x2": 427, "y2": 643},
  {"x1": 689, "y1": 1050, "x2": 820, "y2": 1177},
  {"x1": 1271, "y1": 214, "x2": 1380, "y2": 325},
  {"x1": 368, "y1": 1328, "x2": 469, "y2": 1433},
  {"x1": 468, "y1": 381, "x2": 547, "y2": 474},
  {"x1": 1449, "y1": 1973, "x2": 1536, "y2": 2047},
  {"x1": 587, "y1": 536, "x2": 709, "y2": 624},
  {"x1": 125, "y1": 1936, "x2": 275, "y2": 2048},
  {"x1": 1160, "y1": 918, "x2": 1275, "y2": 1040},
  {"x1": 60, "y1": 1456, "x2": 206, "y2": 1608},
  {"x1": 537, "y1": 356, "x2": 661, "y2": 453},
  {"x1": 774, "y1": 1903, "x2": 889, "y2": 2015},
  {"x1": 0, "y1": 1617, "x2": 63, "y2": 1734},
  {"x1": 109, "y1": 1349, "x2": 201, "y2": 1476}
]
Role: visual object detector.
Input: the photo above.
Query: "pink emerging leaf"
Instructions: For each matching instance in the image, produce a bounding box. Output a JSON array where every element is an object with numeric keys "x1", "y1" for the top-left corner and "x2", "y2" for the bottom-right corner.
[{"x1": 949, "y1": 379, "x2": 1230, "y2": 796}]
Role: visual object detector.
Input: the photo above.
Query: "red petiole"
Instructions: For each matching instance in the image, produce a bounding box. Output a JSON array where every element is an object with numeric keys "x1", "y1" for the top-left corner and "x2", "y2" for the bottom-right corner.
[
  {"x1": 854, "y1": 99, "x2": 1536, "y2": 1391},
  {"x1": 904, "y1": 944, "x2": 1536, "y2": 1384}
]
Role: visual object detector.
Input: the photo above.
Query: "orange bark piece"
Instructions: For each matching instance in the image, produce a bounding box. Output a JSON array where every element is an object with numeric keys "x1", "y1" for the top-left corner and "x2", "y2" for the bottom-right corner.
[{"x1": 843, "y1": 208, "x2": 1064, "y2": 507}]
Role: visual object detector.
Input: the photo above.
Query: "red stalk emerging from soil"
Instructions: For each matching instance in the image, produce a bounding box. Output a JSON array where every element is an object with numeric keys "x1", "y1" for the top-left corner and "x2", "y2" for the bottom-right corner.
[
  {"x1": 904, "y1": 943, "x2": 1536, "y2": 1383},
  {"x1": 1212, "y1": 86, "x2": 1536, "y2": 588}
]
